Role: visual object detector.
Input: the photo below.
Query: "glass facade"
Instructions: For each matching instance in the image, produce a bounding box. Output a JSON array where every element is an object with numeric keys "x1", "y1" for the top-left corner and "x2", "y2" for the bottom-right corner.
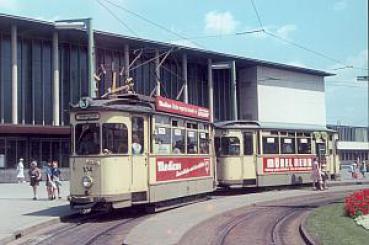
[{"x1": 0, "y1": 137, "x2": 69, "y2": 169}]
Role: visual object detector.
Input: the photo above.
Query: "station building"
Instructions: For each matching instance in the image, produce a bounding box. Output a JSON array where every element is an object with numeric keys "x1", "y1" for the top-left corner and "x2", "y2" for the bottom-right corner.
[{"x1": 0, "y1": 14, "x2": 332, "y2": 182}]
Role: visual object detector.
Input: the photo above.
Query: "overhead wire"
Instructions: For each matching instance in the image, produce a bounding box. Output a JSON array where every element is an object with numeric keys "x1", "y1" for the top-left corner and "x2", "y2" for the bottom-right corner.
[
  {"x1": 96, "y1": 0, "x2": 139, "y2": 37},
  {"x1": 249, "y1": 0, "x2": 368, "y2": 72},
  {"x1": 100, "y1": 0, "x2": 207, "y2": 49}
]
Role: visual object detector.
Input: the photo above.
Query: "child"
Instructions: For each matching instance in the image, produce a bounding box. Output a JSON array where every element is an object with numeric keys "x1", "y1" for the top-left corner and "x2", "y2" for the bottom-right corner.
[{"x1": 28, "y1": 161, "x2": 42, "y2": 200}]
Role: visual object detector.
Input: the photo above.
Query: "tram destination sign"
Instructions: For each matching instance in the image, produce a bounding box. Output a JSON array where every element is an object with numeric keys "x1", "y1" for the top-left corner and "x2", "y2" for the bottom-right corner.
[
  {"x1": 263, "y1": 156, "x2": 313, "y2": 172},
  {"x1": 156, "y1": 157, "x2": 211, "y2": 181},
  {"x1": 155, "y1": 96, "x2": 210, "y2": 120}
]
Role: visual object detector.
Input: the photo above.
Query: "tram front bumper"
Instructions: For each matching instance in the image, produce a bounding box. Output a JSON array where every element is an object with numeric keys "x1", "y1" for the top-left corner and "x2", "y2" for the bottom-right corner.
[{"x1": 70, "y1": 193, "x2": 132, "y2": 210}]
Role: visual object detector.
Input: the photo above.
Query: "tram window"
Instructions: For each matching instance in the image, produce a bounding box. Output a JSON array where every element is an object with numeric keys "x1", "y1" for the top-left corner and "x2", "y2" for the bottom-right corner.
[
  {"x1": 298, "y1": 138, "x2": 311, "y2": 154},
  {"x1": 76, "y1": 123, "x2": 100, "y2": 155},
  {"x1": 187, "y1": 131, "x2": 198, "y2": 154},
  {"x1": 262, "y1": 137, "x2": 279, "y2": 154},
  {"x1": 199, "y1": 132, "x2": 209, "y2": 154},
  {"x1": 221, "y1": 137, "x2": 240, "y2": 155},
  {"x1": 187, "y1": 122, "x2": 198, "y2": 129},
  {"x1": 155, "y1": 115, "x2": 170, "y2": 125},
  {"x1": 154, "y1": 127, "x2": 171, "y2": 154},
  {"x1": 243, "y1": 133, "x2": 253, "y2": 155},
  {"x1": 172, "y1": 128, "x2": 185, "y2": 154},
  {"x1": 172, "y1": 119, "x2": 184, "y2": 127},
  {"x1": 281, "y1": 138, "x2": 295, "y2": 154},
  {"x1": 198, "y1": 123, "x2": 208, "y2": 130},
  {"x1": 132, "y1": 117, "x2": 144, "y2": 155},
  {"x1": 102, "y1": 123, "x2": 128, "y2": 154}
]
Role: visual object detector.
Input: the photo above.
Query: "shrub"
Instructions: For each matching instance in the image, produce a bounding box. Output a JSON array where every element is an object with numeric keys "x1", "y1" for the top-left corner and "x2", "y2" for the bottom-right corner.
[{"x1": 344, "y1": 189, "x2": 369, "y2": 218}]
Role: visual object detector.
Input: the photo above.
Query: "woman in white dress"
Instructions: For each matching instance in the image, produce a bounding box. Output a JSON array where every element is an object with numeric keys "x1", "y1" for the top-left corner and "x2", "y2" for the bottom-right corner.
[{"x1": 16, "y1": 158, "x2": 25, "y2": 183}]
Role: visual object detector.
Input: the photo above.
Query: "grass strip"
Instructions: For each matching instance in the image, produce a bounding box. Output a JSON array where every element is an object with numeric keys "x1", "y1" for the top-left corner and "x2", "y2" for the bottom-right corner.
[{"x1": 306, "y1": 203, "x2": 369, "y2": 245}]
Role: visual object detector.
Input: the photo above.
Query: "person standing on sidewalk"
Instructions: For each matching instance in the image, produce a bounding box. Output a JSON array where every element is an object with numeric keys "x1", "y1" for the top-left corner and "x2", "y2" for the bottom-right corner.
[
  {"x1": 28, "y1": 161, "x2": 42, "y2": 200},
  {"x1": 311, "y1": 158, "x2": 322, "y2": 190},
  {"x1": 360, "y1": 160, "x2": 366, "y2": 178},
  {"x1": 16, "y1": 158, "x2": 25, "y2": 183},
  {"x1": 45, "y1": 161, "x2": 54, "y2": 200},
  {"x1": 51, "y1": 161, "x2": 62, "y2": 199}
]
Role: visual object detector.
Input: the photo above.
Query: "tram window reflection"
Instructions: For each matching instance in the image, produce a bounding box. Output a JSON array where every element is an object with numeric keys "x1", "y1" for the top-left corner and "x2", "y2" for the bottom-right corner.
[
  {"x1": 187, "y1": 131, "x2": 198, "y2": 154},
  {"x1": 132, "y1": 117, "x2": 144, "y2": 154},
  {"x1": 102, "y1": 123, "x2": 128, "y2": 154},
  {"x1": 262, "y1": 137, "x2": 279, "y2": 154},
  {"x1": 76, "y1": 123, "x2": 100, "y2": 155},
  {"x1": 298, "y1": 138, "x2": 311, "y2": 154},
  {"x1": 154, "y1": 127, "x2": 171, "y2": 154},
  {"x1": 281, "y1": 138, "x2": 295, "y2": 154},
  {"x1": 172, "y1": 128, "x2": 185, "y2": 154},
  {"x1": 221, "y1": 137, "x2": 240, "y2": 155},
  {"x1": 199, "y1": 132, "x2": 209, "y2": 154}
]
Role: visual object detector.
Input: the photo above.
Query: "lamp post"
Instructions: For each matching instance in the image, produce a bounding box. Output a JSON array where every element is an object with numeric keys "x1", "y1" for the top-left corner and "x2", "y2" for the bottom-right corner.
[{"x1": 55, "y1": 18, "x2": 96, "y2": 98}]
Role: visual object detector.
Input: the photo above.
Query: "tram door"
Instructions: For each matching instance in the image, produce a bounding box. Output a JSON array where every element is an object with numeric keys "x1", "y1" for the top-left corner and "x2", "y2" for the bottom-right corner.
[
  {"x1": 131, "y1": 116, "x2": 149, "y2": 192},
  {"x1": 242, "y1": 132, "x2": 257, "y2": 180}
]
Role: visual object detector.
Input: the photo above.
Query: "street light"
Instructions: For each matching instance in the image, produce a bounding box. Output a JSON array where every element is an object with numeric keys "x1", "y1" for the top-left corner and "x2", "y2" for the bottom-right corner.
[{"x1": 55, "y1": 18, "x2": 96, "y2": 98}]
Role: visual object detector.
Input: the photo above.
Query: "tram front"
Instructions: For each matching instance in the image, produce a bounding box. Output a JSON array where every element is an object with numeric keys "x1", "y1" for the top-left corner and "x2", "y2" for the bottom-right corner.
[{"x1": 69, "y1": 97, "x2": 151, "y2": 212}]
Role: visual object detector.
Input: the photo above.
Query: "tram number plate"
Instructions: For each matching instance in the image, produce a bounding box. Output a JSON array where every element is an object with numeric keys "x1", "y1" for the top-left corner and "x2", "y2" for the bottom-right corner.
[
  {"x1": 156, "y1": 157, "x2": 211, "y2": 181},
  {"x1": 263, "y1": 157, "x2": 313, "y2": 172}
]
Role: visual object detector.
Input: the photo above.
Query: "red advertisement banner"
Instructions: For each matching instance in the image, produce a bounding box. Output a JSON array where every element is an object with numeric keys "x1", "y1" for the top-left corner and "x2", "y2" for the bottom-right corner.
[
  {"x1": 155, "y1": 96, "x2": 210, "y2": 121},
  {"x1": 156, "y1": 157, "x2": 211, "y2": 181},
  {"x1": 263, "y1": 156, "x2": 313, "y2": 173}
]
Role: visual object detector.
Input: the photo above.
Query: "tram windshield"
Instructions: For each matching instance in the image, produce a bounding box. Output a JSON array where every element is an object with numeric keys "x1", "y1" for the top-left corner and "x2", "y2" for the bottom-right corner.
[
  {"x1": 102, "y1": 123, "x2": 128, "y2": 154},
  {"x1": 75, "y1": 123, "x2": 100, "y2": 155},
  {"x1": 221, "y1": 137, "x2": 240, "y2": 155}
]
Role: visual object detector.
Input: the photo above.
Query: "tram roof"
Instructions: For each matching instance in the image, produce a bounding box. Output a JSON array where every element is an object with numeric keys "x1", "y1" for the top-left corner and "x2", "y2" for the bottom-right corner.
[
  {"x1": 70, "y1": 94, "x2": 155, "y2": 113},
  {"x1": 214, "y1": 120, "x2": 335, "y2": 132}
]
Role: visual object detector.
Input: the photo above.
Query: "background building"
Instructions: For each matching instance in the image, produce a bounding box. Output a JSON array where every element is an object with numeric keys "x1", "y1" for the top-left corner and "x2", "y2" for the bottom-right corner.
[
  {"x1": 328, "y1": 125, "x2": 369, "y2": 164},
  {"x1": 0, "y1": 14, "x2": 331, "y2": 182}
]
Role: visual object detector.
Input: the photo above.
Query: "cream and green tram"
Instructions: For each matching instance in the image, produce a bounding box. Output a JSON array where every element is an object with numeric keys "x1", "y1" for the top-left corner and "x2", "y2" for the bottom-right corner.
[
  {"x1": 69, "y1": 94, "x2": 215, "y2": 212},
  {"x1": 214, "y1": 121, "x2": 339, "y2": 187}
]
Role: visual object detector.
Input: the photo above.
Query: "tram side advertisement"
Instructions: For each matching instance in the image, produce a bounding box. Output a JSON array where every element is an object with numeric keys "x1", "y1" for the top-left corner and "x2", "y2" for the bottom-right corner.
[
  {"x1": 263, "y1": 156, "x2": 313, "y2": 173},
  {"x1": 156, "y1": 157, "x2": 211, "y2": 181}
]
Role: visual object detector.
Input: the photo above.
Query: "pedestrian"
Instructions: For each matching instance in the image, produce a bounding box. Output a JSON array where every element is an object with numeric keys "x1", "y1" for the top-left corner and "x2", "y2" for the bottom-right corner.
[
  {"x1": 360, "y1": 160, "x2": 366, "y2": 178},
  {"x1": 51, "y1": 161, "x2": 62, "y2": 199},
  {"x1": 16, "y1": 158, "x2": 25, "y2": 183},
  {"x1": 28, "y1": 161, "x2": 42, "y2": 200},
  {"x1": 321, "y1": 161, "x2": 329, "y2": 190},
  {"x1": 45, "y1": 161, "x2": 54, "y2": 200},
  {"x1": 311, "y1": 158, "x2": 322, "y2": 190}
]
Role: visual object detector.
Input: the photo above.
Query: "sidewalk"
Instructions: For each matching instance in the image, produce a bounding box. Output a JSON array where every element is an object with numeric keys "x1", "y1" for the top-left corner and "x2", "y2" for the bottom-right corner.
[{"x1": 0, "y1": 181, "x2": 76, "y2": 244}]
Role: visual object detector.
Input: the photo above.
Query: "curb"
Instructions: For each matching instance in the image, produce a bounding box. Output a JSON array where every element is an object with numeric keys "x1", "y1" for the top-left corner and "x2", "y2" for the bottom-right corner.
[
  {"x1": 328, "y1": 180, "x2": 369, "y2": 187},
  {"x1": 299, "y1": 213, "x2": 319, "y2": 245},
  {"x1": 0, "y1": 212, "x2": 80, "y2": 244}
]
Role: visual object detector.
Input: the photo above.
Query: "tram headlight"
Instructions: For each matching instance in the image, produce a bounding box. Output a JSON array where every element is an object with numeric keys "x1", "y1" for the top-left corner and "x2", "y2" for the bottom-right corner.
[{"x1": 82, "y1": 176, "x2": 93, "y2": 189}]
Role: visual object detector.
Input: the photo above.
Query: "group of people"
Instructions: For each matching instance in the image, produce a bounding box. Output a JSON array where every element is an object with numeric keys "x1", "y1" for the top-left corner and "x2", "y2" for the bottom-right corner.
[
  {"x1": 16, "y1": 158, "x2": 62, "y2": 200},
  {"x1": 350, "y1": 160, "x2": 367, "y2": 179},
  {"x1": 311, "y1": 158, "x2": 329, "y2": 191}
]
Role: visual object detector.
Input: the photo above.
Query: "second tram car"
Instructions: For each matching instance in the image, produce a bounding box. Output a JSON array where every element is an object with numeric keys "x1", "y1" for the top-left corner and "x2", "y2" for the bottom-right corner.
[
  {"x1": 69, "y1": 94, "x2": 215, "y2": 212},
  {"x1": 214, "y1": 121, "x2": 339, "y2": 187}
]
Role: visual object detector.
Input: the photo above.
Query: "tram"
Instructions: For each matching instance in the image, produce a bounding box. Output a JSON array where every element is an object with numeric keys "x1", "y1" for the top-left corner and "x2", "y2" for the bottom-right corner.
[
  {"x1": 69, "y1": 94, "x2": 215, "y2": 212},
  {"x1": 214, "y1": 121, "x2": 340, "y2": 188}
]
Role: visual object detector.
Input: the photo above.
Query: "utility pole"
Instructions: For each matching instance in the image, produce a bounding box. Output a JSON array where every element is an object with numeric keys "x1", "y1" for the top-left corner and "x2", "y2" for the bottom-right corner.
[{"x1": 357, "y1": 75, "x2": 369, "y2": 142}]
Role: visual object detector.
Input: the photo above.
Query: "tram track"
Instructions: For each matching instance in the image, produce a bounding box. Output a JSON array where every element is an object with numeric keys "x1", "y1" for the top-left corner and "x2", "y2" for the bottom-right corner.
[
  {"x1": 179, "y1": 191, "x2": 349, "y2": 245},
  {"x1": 9, "y1": 208, "x2": 149, "y2": 245}
]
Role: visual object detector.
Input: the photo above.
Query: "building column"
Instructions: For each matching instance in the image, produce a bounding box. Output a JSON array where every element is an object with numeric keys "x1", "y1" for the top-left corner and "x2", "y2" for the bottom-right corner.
[
  {"x1": 208, "y1": 58, "x2": 214, "y2": 123},
  {"x1": 155, "y1": 49, "x2": 160, "y2": 96},
  {"x1": 87, "y1": 18, "x2": 96, "y2": 98},
  {"x1": 124, "y1": 44, "x2": 129, "y2": 80},
  {"x1": 231, "y1": 60, "x2": 238, "y2": 120},
  {"x1": 11, "y1": 25, "x2": 18, "y2": 124},
  {"x1": 52, "y1": 32, "x2": 60, "y2": 126},
  {"x1": 182, "y1": 54, "x2": 188, "y2": 103}
]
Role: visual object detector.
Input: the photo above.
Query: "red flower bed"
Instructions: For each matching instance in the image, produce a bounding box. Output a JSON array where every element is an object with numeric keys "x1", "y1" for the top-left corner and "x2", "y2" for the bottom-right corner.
[{"x1": 344, "y1": 189, "x2": 369, "y2": 218}]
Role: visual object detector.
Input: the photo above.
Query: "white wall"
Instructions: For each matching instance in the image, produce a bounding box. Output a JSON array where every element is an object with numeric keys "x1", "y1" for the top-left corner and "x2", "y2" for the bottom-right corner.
[{"x1": 256, "y1": 66, "x2": 327, "y2": 126}]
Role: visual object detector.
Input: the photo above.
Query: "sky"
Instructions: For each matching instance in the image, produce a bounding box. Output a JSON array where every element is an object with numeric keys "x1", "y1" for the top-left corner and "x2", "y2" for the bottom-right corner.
[{"x1": 0, "y1": 0, "x2": 368, "y2": 126}]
